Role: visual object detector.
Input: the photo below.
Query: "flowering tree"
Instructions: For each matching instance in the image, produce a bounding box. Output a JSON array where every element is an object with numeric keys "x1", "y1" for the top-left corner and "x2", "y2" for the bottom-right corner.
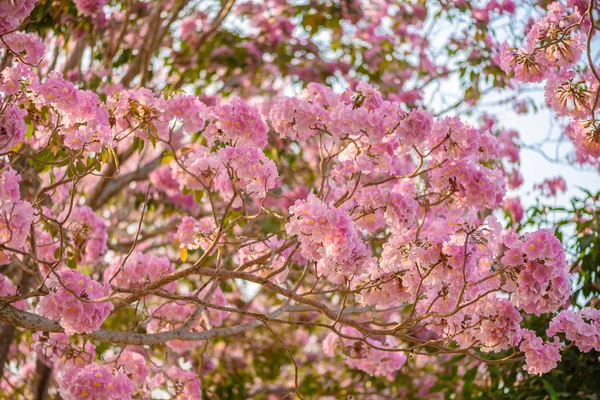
[{"x1": 0, "y1": 0, "x2": 599, "y2": 398}]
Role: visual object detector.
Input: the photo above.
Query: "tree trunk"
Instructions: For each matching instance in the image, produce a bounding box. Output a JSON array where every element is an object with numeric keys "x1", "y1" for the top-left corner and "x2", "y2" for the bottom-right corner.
[{"x1": 34, "y1": 359, "x2": 52, "y2": 400}]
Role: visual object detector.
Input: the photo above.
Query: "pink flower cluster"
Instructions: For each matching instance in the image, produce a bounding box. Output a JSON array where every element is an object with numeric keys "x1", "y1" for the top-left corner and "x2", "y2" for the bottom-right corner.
[
  {"x1": 66, "y1": 206, "x2": 108, "y2": 265},
  {"x1": 286, "y1": 194, "x2": 366, "y2": 282},
  {"x1": 519, "y1": 329, "x2": 563, "y2": 375},
  {"x1": 110, "y1": 350, "x2": 149, "y2": 386},
  {"x1": 500, "y1": 2, "x2": 584, "y2": 83},
  {"x1": 174, "y1": 216, "x2": 217, "y2": 253},
  {"x1": 354, "y1": 186, "x2": 418, "y2": 234},
  {"x1": 0, "y1": 0, "x2": 37, "y2": 34},
  {"x1": 56, "y1": 363, "x2": 134, "y2": 400},
  {"x1": 535, "y1": 176, "x2": 567, "y2": 196},
  {"x1": 33, "y1": 332, "x2": 96, "y2": 368},
  {"x1": 73, "y1": 0, "x2": 107, "y2": 17},
  {"x1": 0, "y1": 273, "x2": 27, "y2": 310},
  {"x1": 323, "y1": 326, "x2": 406, "y2": 381},
  {"x1": 269, "y1": 95, "x2": 329, "y2": 141},
  {"x1": 216, "y1": 146, "x2": 279, "y2": 198},
  {"x1": 477, "y1": 297, "x2": 523, "y2": 352},
  {"x1": 502, "y1": 229, "x2": 571, "y2": 315},
  {"x1": 166, "y1": 94, "x2": 207, "y2": 134},
  {"x1": 0, "y1": 104, "x2": 27, "y2": 151},
  {"x1": 0, "y1": 167, "x2": 34, "y2": 264},
  {"x1": 31, "y1": 71, "x2": 113, "y2": 151},
  {"x1": 208, "y1": 97, "x2": 268, "y2": 148},
  {"x1": 149, "y1": 366, "x2": 202, "y2": 399},
  {"x1": 547, "y1": 308, "x2": 600, "y2": 353},
  {"x1": 430, "y1": 159, "x2": 506, "y2": 210},
  {"x1": 2, "y1": 31, "x2": 45, "y2": 64},
  {"x1": 37, "y1": 269, "x2": 113, "y2": 335},
  {"x1": 105, "y1": 251, "x2": 174, "y2": 290}
]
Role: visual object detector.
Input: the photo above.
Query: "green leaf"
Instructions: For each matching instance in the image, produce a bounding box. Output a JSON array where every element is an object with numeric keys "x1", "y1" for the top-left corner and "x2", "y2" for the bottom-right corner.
[{"x1": 542, "y1": 379, "x2": 559, "y2": 400}]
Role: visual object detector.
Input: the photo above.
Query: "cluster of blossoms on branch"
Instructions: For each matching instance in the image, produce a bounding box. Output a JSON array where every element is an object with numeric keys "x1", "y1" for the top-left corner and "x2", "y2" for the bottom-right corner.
[
  {"x1": 501, "y1": 1, "x2": 600, "y2": 169},
  {"x1": 0, "y1": 0, "x2": 599, "y2": 398}
]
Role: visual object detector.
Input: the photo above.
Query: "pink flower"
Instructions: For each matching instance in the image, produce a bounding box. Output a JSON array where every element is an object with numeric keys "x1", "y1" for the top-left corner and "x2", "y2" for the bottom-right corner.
[
  {"x1": 209, "y1": 97, "x2": 268, "y2": 148},
  {"x1": 216, "y1": 146, "x2": 279, "y2": 199},
  {"x1": 286, "y1": 194, "x2": 366, "y2": 282},
  {"x1": 167, "y1": 94, "x2": 207, "y2": 133},
  {"x1": 0, "y1": 167, "x2": 33, "y2": 263},
  {"x1": 0, "y1": 0, "x2": 37, "y2": 34},
  {"x1": 503, "y1": 197, "x2": 524, "y2": 223},
  {"x1": 520, "y1": 329, "x2": 563, "y2": 375},
  {"x1": 478, "y1": 297, "x2": 522, "y2": 352},
  {"x1": 269, "y1": 96, "x2": 329, "y2": 141},
  {"x1": 110, "y1": 350, "x2": 149, "y2": 386},
  {"x1": 33, "y1": 332, "x2": 96, "y2": 368},
  {"x1": 66, "y1": 206, "x2": 108, "y2": 265},
  {"x1": 174, "y1": 216, "x2": 217, "y2": 252},
  {"x1": 0, "y1": 104, "x2": 27, "y2": 151},
  {"x1": 508, "y1": 229, "x2": 571, "y2": 315},
  {"x1": 73, "y1": 0, "x2": 107, "y2": 17},
  {"x1": 395, "y1": 107, "x2": 433, "y2": 148},
  {"x1": 105, "y1": 251, "x2": 174, "y2": 291},
  {"x1": 323, "y1": 326, "x2": 406, "y2": 381},
  {"x1": 2, "y1": 31, "x2": 45, "y2": 64},
  {"x1": 534, "y1": 176, "x2": 567, "y2": 196},
  {"x1": 37, "y1": 269, "x2": 113, "y2": 335},
  {"x1": 56, "y1": 363, "x2": 134, "y2": 400},
  {"x1": 547, "y1": 308, "x2": 600, "y2": 352},
  {"x1": 150, "y1": 366, "x2": 201, "y2": 399},
  {"x1": 0, "y1": 274, "x2": 27, "y2": 310}
]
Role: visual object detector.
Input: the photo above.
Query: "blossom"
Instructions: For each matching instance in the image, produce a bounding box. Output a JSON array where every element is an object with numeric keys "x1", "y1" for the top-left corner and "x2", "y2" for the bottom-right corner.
[
  {"x1": 66, "y1": 206, "x2": 108, "y2": 265},
  {"x1": 104, "y1": 251, "x2": 174, "y2": 291},
  {"x1": 507, "y1": 229, "x2": 571, "y2": 315},
  {"x1": 73, "y1": 0, "x2": 107, "y2": 17},
  {"x1": 0, "y1": 0, "x2": 37, "y2": 34},
  {"x1": 478, "y1": 297, "x2": 522, "y2": 352},
  {"x1": 174, "y1": 216, "x2": 217, "y2": 252},
  {"x1": 2, "y1": 31, "x2": 45, "y2": 64},
  {"x1": 216, "y1": 146, "x2": 279, "y2": 198},
  {"x1": 37, "y1": 269, "x2": 113, "y2": 335},
  {"x1": 149, "y1": 366, "x2": 201, "y2": 399},
  {"x1": 395, "y1": 107, "x2": 433, "y2": 148},
  {"x1": 33, "y1": 333, "x2": 96, "y2": 368},
  {"x1": 545, "y1": 69, "x2": 590, "y2": 118},
  {"x1": 520, "y1": 329, "x2": 563, "y2": 375},
  {"x1": 166, "y1": 94, "x2": 207, "y2": 133},
  {"x1": 0, "y1": 104, "x2": 27, "y2": 151},
  {"x1": 56, "y1": 363, "x2": 134, "y2": 400},
  {"x1": 208, "y1": 97, "x2": 268, "y2": 147},
  {"x1": 0, "y1": 273, "x2": 27, "y2": 310},
  {"x1": 323, "y1": 326, "x2": 406, "y2": 380},
  {"x1": 547, "y1": 308, "x2": 600, "y2": 352},
  {"x1": 503, "y1": 197, "x2": 524, "y2": 223},
  {"x1": 354, "y1": 186, "x2": 418, "y2": 233},
  {"x1": 534, "y1": 176, "x2": 567, "y2": 196},
  {"x1": 110, "y1": 350, "x2": 149, "y2": 386},
  {"x1": 269, "y1": 96, "x2": 328, "y2": 141},
  {"x1": 286, "y1": 194, "x2": 366, "y2": 281},
  {"x1": 0, "y1": 167, "x2": 33, "y2": 263},
  {"x1": 430, "y1": 160, "x2": 506, "y2": 210}
]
